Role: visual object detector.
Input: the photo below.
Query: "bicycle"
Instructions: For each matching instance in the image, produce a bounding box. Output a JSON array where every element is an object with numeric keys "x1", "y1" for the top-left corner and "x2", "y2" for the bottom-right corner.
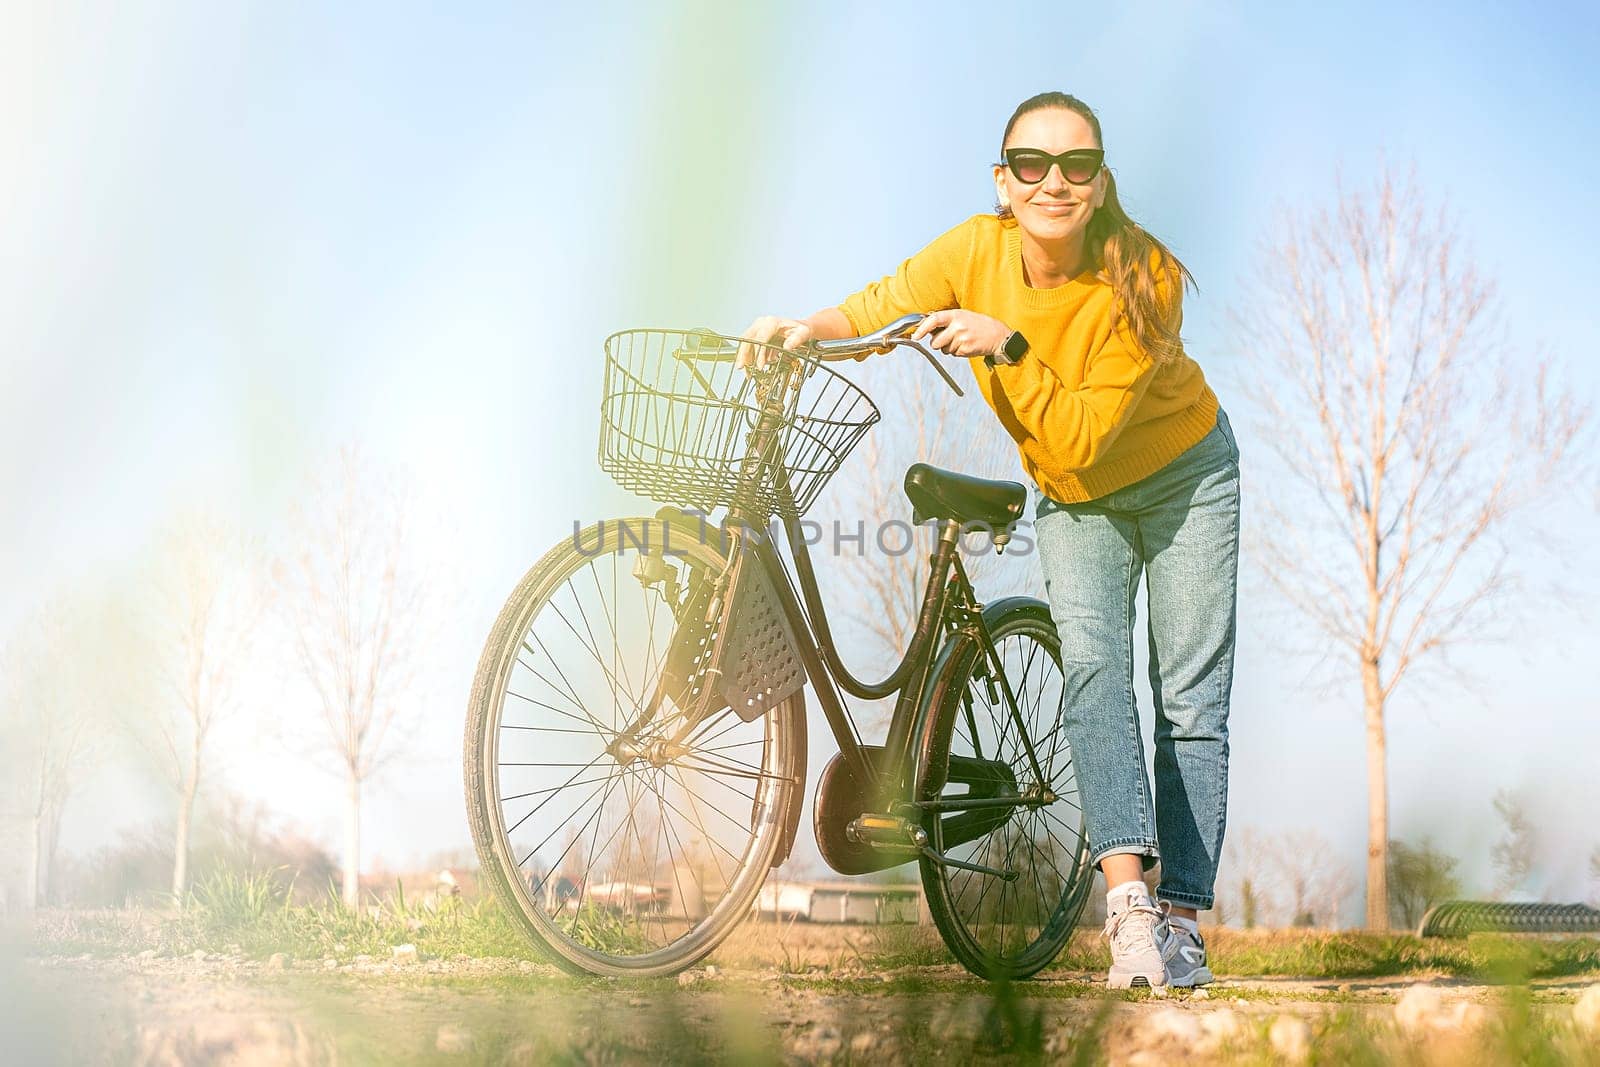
[{"x1": 464, "y1": 315, "x2": 1094, "y2": 979}]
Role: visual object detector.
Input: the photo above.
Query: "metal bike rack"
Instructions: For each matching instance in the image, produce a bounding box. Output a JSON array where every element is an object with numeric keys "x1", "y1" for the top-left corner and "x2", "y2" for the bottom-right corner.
[{"x1": 1417, "y1": 900, "x2": 1600, "y2": 938}]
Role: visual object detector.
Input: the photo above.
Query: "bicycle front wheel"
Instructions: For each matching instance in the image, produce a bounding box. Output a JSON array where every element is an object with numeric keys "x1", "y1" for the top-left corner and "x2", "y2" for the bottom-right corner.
[
  {"x1": 914, "y1": 599, "x2": 1093, "y2": 979},
  {"x1": 464, "y1": 516, "x2": 805, "y2": 977}
]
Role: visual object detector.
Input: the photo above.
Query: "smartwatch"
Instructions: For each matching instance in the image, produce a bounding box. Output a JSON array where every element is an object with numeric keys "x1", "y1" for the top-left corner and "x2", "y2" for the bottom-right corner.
[{"x1": 985, "y1": 330, "x2": 1030, "y2": 368}]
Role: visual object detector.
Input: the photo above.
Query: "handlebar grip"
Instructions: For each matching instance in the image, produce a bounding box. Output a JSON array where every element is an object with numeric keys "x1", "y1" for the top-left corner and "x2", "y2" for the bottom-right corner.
[{"x1": 810, "y1": 314, "x2": 925, "y2": 356}]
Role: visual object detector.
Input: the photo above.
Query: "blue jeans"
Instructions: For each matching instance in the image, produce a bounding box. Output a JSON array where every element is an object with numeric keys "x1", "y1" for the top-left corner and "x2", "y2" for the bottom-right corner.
[{"x1": 1032, "y1": 410, "x2": 1240, "y2": 910}]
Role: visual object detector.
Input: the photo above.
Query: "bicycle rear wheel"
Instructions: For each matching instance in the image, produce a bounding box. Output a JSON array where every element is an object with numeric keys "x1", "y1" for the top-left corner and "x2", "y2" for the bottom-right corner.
[
  {"x1": 464, "y1": 516, "x2": 805, "y2": 977},
  {"x1": 914, "y1": 599, "x2": 1092, "y2": 979}
]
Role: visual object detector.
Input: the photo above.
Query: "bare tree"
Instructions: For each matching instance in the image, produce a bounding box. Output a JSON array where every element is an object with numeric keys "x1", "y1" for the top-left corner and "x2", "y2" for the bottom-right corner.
[
  {"x1": 138, "y1": 514, "x2": 262, "y2": 904},
  {"x1": 1490, "y1": 788, "x2": 1536, "y2": 900},
  {"x1": 1588, "y1": 845, "x2": 1600, "y2": 908},
  {"x1": 1212, "y1": 827, "x2": 1279, "y2": 928},
  {"x1": 1271, "y1": 830, "x2": 1355, "y2": 929},
  {"x1": 1387, "y1": 837, "x2": 1461, "y2": 929},
  {"x1": 1230, "y1": 166, "x2": 1590, "y2": 928},
  {"x1": 0, "y1": 602, "x2": 106, "y2": 907},
  {"x1": 1210, "y1": 827, "x2": 1354, "y2": 929},
  {"x1": 279, "y1": 448, "x2": 428, "y2": 909}
]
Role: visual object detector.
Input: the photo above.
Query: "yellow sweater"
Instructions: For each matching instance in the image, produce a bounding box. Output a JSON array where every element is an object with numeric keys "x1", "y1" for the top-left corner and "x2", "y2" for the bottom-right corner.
[{"x1": 837, "y1": 213, "x2": 1219, "y2": 503}]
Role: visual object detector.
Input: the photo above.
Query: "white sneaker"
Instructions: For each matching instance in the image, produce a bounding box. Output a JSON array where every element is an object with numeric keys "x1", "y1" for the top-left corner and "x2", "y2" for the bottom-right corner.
[
  {"x1": 1103, "y1": 883, "x2": 1169, "y2": 989},
  {"x1": 1160, "y1": 911, "x2": 1215, "y2": 987}
]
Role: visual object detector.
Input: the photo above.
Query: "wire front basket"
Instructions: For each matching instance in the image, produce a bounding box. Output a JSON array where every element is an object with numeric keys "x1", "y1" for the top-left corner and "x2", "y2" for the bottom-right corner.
[{"x1": 599, "y1": 328, "x2": 880, "y2": 518}]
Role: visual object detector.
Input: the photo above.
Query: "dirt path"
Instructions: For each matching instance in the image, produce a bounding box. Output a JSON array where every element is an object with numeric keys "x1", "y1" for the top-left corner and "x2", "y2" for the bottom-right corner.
[{"x1": 8, "y1": 952, "x2": 1597, "y2": 1065}]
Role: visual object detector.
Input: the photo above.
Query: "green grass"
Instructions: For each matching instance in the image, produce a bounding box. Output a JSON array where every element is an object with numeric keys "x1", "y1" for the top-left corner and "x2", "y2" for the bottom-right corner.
[
  {"x1": 32, "y1": 868, "x2": 540, "y2": 964},
  {"x1": 1050, "y1": 927, "x2": 1600, "y2": 981},
  {"x1": 25, "y1": 871, "x2": 1600, "y2": 986}
]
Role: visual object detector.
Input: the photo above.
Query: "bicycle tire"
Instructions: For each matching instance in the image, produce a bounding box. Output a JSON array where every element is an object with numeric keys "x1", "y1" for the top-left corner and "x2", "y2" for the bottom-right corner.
[
  {"x1": 464, "y1": 516, "x2": 805, "y2": 977},
  {"x1": 914, "y1": 598, "x2": 1093, "y2": 979}
]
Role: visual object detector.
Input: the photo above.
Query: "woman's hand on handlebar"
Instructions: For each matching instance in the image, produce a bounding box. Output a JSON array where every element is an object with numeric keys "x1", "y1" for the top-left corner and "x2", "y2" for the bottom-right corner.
[
  {"x1": 736, "y1": 316, "x2": 814, "y2": 371},
  {"x1": 911, "y1": 309, "x2": 1011, "y2": 359}
]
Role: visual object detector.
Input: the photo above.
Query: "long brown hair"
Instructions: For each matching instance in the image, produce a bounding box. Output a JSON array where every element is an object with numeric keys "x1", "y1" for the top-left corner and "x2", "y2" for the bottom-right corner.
[{"x1": 996, "y1": 92, "x2": 1195, "y2": 364}]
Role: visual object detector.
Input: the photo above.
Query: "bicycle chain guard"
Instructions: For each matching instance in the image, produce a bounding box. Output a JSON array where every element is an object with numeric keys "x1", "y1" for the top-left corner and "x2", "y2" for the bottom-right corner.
[
  {"x1": 660, "y1": 554, "x2": 805, "y2": 724},
  {"x1": 813, "y1": 746, "x2": 1020, "y2": 876}
]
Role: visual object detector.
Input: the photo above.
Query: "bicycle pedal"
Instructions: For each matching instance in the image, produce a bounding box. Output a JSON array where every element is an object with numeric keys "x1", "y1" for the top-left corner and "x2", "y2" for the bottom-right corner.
[{"x1": 845, "y1": 813, "x2": 927, "y2": 851}]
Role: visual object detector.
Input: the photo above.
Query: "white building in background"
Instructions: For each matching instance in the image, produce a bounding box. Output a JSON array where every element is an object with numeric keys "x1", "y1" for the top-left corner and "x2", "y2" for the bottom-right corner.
[{"x1": 756, "y1": 880, "x2": 924, "y2": 924}]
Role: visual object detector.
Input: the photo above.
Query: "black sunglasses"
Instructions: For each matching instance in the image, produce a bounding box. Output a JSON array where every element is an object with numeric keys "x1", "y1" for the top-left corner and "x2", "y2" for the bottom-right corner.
[{"x1": 1001, "y1": 148, "x2": 1105, "y2": 186}]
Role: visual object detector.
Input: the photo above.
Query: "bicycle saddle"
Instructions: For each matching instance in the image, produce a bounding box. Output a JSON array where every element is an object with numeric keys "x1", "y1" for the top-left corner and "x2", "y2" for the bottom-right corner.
[{"x1": 904, "y1": 463, "x2": 1027, "y2": 528}]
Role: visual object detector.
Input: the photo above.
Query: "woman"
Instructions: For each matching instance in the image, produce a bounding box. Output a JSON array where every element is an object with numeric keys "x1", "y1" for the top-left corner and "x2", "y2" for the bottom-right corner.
[{"x1": 739, "y1": 91, "x2": 1239, "y2": 989}]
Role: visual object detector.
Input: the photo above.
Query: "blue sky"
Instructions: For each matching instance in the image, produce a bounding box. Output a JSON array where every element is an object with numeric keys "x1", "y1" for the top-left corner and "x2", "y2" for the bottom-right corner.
[{"x1": 6, "y1": 1, "x2": 1598, "y2": 909}]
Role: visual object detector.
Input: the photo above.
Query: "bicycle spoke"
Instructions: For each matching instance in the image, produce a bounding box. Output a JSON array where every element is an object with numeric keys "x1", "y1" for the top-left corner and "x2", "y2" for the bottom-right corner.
[
  {"x1": 567, "y1": 771, "x2": 633, "y2": 920},
  {"x1": 648, "y1": 769, "x2": 669, "y2": 943},
  {"x1": 586, "y1": 557, "x2": 641, "y2": 720},
  {"x1": 500, "y1": 773, "x2": 615, "y2": 804},
  {"x1": 507, "y1": 672, "x2": 613, "y2": 737},
  {"x1": 679, "y1": 753, "x2": 796, "y2": 785},
  {"x1": 684, "y1": 706, "x2": 749, "y2": 749},
  {"x1": 657, "y1": 789, "x2": 714, "y2": 915},
  {"x1": 661, "y1": 765, "x2": 744, "y2": 876},
  {"x1": 520, "y1": 768, "x2": 621, "y2": 869},
  {"x1": 663, "y1": 768, "x2": 762, "y2": 841},
  {"x1": 701, "y1": 737, "x2": 765, "y2": 754},
  {"x1": 550, "y1": 593, "x2": 639, "y2": 724},
  {"x1": 519, "y1": 640, "x2": 615, "y2": 736},
  {"x1": 504, "y1": 751, "x2": 612, "y2": 836},
  {"x1": 677, "y1": 765, "x2": 757, "y2": 806},
  {"x1": 1039, "y1": 809, "x2": 1086, "y2": 856},
  {"x1": 500, "y1": 723, "x2": 615, "y2": 736}
]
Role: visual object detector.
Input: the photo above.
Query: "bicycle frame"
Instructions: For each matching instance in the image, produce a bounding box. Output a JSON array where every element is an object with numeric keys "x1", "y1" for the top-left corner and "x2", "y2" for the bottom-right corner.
[
  {"x1": 657, "y1": 345, "x2": 1049, "y2": 816},
  {"x1": 685, "y1": 506, "x2": 971, "y2": 803}
]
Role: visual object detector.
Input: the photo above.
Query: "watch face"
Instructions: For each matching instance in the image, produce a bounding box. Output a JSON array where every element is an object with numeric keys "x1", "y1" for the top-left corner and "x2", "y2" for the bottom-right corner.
[{"x1": 1004, "y1": 331, "x2": 1029, "y2": 362}]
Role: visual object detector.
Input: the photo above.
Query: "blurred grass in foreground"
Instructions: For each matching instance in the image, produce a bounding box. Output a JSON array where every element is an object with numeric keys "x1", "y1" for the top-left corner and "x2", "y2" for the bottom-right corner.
[{"x1": 14, "y1": 871, "x2": 1600, "y2": 1066}]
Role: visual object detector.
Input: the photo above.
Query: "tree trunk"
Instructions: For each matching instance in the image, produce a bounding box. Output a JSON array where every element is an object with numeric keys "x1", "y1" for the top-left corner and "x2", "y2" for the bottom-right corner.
[
  {"x1": 1363, "y1": 658, "x2": 1389, "y2": 930},
  {"x1": 26, "y1": 813, "x2": 42, "y2": 911},
  {"x1": 28, "y1": 753, "x2": 45, "y2": 909},
  {"x1": 343, "y1": 772, "x2": 361, "y2": 911},
  {"x1": 172, "y1": 778, "x2": 197, "y2": 906},
  {"x1": 40, "y1": 802, "x2": 63, "y2": 906}
]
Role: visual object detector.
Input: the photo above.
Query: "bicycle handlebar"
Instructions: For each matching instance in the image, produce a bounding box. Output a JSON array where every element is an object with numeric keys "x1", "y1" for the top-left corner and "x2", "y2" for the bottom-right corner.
[
  {"x1": 674, "y1": 315, "x2": 965, "y2": 398},
  {"x1": 810, "y1": 314, "x2": 964, "y2": 397}
]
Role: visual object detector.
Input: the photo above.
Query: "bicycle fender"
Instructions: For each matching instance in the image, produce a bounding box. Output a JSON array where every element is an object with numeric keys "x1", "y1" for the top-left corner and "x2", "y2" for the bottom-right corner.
[
  {"x1": 912, "y1": 595, "x2": 1053, "y2": 795},
  {"x1": 770, "y1": 687, "x2": 807, "y2": 867},
  {"x1": 920, "y1": 595, "x2": 1053, "y2": 716},
  {"x1": 979, "y1": 595, "x2": 1053, "y2": 629},
  {"x1": 653, "y1": 506, "x2": 808, "y2": 867},
  {"x1": 654, "y1": 506, "x2": 731, "y2": 556}
]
